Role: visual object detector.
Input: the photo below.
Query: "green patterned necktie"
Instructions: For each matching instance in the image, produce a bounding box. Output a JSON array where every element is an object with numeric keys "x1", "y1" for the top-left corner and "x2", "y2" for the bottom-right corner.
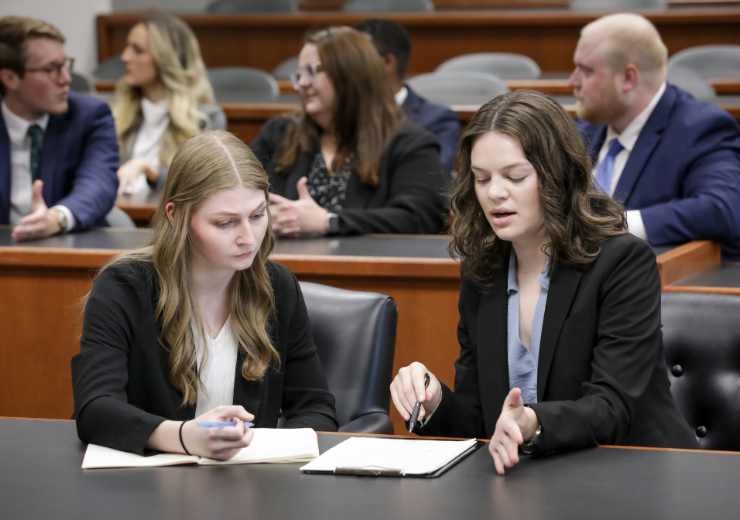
[{"x1": 27, "y1": 124, "x2": 43, "y2": 182}]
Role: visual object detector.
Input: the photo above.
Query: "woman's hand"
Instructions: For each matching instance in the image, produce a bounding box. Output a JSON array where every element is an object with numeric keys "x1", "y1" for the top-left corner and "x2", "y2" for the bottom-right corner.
[
  {"x1": 489, "y1": 388, "x2": 539, "y2": 475},
  {"x1": 390, "y1": 362, "x2": 442, "y2": 424},
  {"x1": 146, "y1": 405, "x2": 255, "y2": 461},
  {"x1": 268, "y1": 177, "x2": 329, "y2": 237},
  {"x1": 116, "y1": 158, "x2": 159, "y2": 196}
]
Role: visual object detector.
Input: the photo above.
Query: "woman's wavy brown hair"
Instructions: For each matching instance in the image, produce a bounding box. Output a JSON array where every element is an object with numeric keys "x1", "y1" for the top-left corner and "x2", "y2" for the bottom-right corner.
[
  {"x1": 275, "y1": 26, "x2": 404, "y2": 186},
  {"x1": 96, "y1": 130, "x2": 279, "y2": 406},
  {"x1": 449, "y1": 90, "x2": 627, "y2": 286}
]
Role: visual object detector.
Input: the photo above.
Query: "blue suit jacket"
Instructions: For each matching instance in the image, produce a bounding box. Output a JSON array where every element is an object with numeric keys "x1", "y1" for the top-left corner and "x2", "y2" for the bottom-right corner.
[
  {"x1": 402, "y1": 85, "x2": 460, "y2": 173},
  {"x1": 0, "y1": 91, "x2": 119, "y2": 227},
  {"x1": 577, "y1": 84, "x2": 740, "y2": 260}
]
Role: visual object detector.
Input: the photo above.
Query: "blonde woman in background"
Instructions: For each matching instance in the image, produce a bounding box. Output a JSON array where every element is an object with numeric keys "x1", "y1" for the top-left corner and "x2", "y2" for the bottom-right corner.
[
  {"x1": 114, "y1": 14, "x2": 226, "y2": 195},
  {"x1": 72, "y1": 130, "x2": 337, "y2": 459}
]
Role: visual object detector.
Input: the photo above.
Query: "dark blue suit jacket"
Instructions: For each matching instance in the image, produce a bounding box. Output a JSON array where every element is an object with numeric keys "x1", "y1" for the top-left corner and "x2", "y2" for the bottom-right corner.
[
  {"x1": 402, "y1": 85, "x2": 460, "y2": 173},
  {"x1": 577, "y1": 84, "x2": 740, "y2": 260},
  {"x1": 0, "y1": 91, "x2": 119, "y2": 227}
]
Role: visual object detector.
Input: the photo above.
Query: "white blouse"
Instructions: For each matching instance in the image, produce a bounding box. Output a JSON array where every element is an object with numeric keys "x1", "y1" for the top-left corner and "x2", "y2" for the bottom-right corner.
[
  {"x1": 130, "y1": 98, "x2": 169, "y2": 193},
  {"x1": 193, "y1": 315, "x2": 238, "y2": 417}
]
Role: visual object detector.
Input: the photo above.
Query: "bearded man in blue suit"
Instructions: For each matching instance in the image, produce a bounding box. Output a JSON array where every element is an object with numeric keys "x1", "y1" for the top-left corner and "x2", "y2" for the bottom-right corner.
[
  {"x1": 570, "y1": 13, "x2": 740, "y2": 260},
  {"x1": 0, "y1": 16, "x2": 118, "y2": 242}
]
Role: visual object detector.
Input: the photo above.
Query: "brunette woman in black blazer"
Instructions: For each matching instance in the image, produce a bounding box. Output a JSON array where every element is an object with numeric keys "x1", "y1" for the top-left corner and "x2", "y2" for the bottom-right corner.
[
  {"x1": 72, "y1": 130, "x2": 337, "y2": 458},
  {"x1": 250, "y1": 26, "x2": 448, "y2": 236},
  {"x1": 390, "y1": 91, "x2": 697, "y2": 475}
]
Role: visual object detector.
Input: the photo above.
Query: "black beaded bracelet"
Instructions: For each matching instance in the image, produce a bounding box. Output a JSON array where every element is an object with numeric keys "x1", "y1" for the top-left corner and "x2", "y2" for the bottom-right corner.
[{"x1": 179, "y1": 421, "x2": 192, "y2": 456}]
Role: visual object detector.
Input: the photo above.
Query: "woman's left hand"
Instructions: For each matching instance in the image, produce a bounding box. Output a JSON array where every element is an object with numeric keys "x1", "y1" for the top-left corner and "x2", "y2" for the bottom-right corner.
[
  {"x1": 269, "y1": 177, "x2": 329, "y2": 237},
  {"x1": 489, "y1": 388, "x2": 540, "y2": 475}
]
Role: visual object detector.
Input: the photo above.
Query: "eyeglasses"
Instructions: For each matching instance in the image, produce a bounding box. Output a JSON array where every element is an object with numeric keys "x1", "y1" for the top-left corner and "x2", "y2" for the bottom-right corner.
[
  {"x1": 290, "y1": 62, "x2": 324, "y2": 90},
  {"x1": 24, "y1": 58, "x2": 75, "y2": 82}
]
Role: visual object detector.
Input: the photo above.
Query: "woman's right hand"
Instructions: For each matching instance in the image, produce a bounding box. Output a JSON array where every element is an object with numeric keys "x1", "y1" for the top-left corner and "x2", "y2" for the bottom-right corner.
[
  {"x1": 390, "y1": 362, "x2": 442, "y2": 423},
  {"x1": 180, "y1": 405, "x2": 255, "y2": 461},
  {"x1": 116, "y1": 158, "x2": 158, "y2": 196}
]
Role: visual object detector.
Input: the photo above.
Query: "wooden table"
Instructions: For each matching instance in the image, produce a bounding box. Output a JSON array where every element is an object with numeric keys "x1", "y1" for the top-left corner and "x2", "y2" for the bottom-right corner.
[
  {"x1": 96, "y1": 10, "x2": 740, "y2": 77},
  {"x1": 0, "y1": 227, "x2": 720, "y2": 435},
  {"x1": 665, "y1": 262, "x2": 740, "y2": 294}
]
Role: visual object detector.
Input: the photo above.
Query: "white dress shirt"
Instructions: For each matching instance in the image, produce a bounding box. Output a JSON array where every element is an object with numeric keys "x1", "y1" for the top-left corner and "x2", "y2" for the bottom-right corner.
[
  {"x1": 1, "y1": 101, "x2": 75, "y2": 230},
  {"x1": 129, "y1": 98, "x2": 169, "y2": 193},
  {"x1": 194, "y1": 315, "x2": 238, "y2": 417},
  {"x1": 395, "y1": 86, "x2": 409, "y2": 106},
  {"x1": 592, "y1": 82, "x2": 666, "y2": 241}
]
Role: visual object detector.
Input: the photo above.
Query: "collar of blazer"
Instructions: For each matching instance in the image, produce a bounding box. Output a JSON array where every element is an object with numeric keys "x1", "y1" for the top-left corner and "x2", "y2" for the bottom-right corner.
[{"x1": 476, "y1": 259, "x2": 584, "y2": 416}]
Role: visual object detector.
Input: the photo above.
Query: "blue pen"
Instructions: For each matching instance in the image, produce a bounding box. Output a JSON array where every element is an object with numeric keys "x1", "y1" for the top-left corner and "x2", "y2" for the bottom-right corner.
[{"x1": 196, "y1": 421, "x2": 254, "y2": 428}]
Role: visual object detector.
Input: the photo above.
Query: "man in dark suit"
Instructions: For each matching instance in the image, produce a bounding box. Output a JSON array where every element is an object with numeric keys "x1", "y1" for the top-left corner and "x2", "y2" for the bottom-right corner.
[
  {"x1": 570, "y1": 13, "x2": 740, "y2": 260},
  {"x1": 0, "y1": 16, "x2": 118, "y2": 242},
  {"x1": 355, "y1": 19, "x2": 461, "y2": 174}
]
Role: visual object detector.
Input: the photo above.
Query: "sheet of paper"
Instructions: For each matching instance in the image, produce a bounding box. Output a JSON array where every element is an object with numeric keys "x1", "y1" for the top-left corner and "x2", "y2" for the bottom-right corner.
[
  {"x1": 300, "y1": 437, "x2": 477, "y2": 476},
  {"x1": 82, "y1": 444, "x2": 198, "y2": 469},
  {"x1": 197, "y1": 428, "x2": 319, "y2": 465}
]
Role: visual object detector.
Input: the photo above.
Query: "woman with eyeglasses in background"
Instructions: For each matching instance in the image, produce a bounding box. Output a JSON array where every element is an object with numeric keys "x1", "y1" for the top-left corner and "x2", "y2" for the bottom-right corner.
[
  {"x1": 250, "y1": 26, "x2": 448, "y2": 236},
  {"x1": 114, "y1": 14, "x2": 226, "y2": 196}
]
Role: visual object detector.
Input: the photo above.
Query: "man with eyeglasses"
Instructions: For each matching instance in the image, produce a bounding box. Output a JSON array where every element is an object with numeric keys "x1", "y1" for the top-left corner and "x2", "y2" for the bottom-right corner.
[{"x1": 0, "y1": 16, "x2": 118, "y2": 241}]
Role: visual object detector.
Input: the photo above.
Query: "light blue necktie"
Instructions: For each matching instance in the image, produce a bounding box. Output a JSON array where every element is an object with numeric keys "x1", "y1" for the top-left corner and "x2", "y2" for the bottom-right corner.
[{"x1": 594, "y1": 138, "x2": 624, "y2": 195}]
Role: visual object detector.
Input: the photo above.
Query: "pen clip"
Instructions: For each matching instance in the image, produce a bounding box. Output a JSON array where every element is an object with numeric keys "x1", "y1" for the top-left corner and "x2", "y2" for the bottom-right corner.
[{"x1": 334, "y1": 465, "x2": 405, "y2": 477}]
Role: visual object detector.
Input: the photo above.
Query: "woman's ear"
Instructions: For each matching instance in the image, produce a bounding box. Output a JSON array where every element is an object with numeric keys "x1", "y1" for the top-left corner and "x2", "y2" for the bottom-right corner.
[{"x1": 165, "y1": 202, "x2": 176, "y2": 226}]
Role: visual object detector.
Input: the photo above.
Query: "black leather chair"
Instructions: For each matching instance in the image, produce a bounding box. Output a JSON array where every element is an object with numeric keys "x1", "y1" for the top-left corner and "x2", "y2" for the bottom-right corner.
[
  {"x1": 299, "y1": 281, "x2": 398, "y2": 434},
  {"x1": 661, "y1": 292, "x2": 740, "y2": 451}
]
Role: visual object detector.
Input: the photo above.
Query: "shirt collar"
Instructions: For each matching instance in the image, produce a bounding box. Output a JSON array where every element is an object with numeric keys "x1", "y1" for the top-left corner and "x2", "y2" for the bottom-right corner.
[
  {"x1": 606, "y1": 82, "x2": 666, "y2": 153},
  {"x1": 1, "y1": 100, "x2": 50, "y2": 147},
  {"x1": 394, "y1": 86, "x2": 408, "y2": 106},
  {"x1": 140, "y1": 97, "x2": 169, "y2": 124},
  {"x1": 507, "y1": 248, "x2": 551, "y2": 295}
]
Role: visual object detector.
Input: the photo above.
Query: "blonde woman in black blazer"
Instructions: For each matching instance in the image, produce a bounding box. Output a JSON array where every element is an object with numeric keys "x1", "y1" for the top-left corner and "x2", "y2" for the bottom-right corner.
[{"x1": 390, "y1": 91, "x2": 697, "y2": 475}]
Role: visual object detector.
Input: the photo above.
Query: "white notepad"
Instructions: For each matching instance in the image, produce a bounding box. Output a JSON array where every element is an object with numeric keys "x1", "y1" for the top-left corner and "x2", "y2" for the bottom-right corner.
[
  {"x1": 300, "y1": 437, "x2": 478, "y2": 476},
  {"x1": 82, "y1": 428, "x2": 319, "y2": 469}
]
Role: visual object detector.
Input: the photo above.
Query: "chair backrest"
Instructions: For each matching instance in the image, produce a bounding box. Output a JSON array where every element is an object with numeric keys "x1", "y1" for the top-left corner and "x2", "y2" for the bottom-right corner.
[
  {"x1": 70, "y1": 73, "x2": 95, "y2": 93},
  {"x1": 406, "y1": 71, "x2": 510, "y2": 106},
  {"x1": 206, "y1": 67, "x2": 280, "y2": 96},
  {"x1": 299, "y1": 281, "x2": 398, "y2": 434},
  {"x1": 436, "y1": 52, "x2": 542, "y2": 80},
  {"x1": 272, "y1": 55, "x2": 299, "y2": 81},
  {"x1": 667, "y1": 45, "x2": 740, "y2": 80},
  {"x1": 570, "y1": 0, "x2": 667, "y2": 10},
  {"x1": 667, "y1": 66, "x2": 717, "y2": 102},
  {"x1": 106, "y1": 206, "x2": 137, "y2": 229},
  {"x1": 206, "y1": 0, "x2": 297, "y2": 13},
  {"x1": 661, "y1": 291, "x2": 740, "y2": 451},
  {"x1": 343, "y1": 0, "x2": 434, "y2": 13},
  {"x1": 93, "y1": 55, "x2": 125, "y2": 81}
]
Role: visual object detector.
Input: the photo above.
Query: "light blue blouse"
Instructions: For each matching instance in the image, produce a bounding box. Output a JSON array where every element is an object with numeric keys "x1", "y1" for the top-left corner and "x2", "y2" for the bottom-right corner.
[{"x1": 506, "y1": 250, "x2": 551, "y2": 404}]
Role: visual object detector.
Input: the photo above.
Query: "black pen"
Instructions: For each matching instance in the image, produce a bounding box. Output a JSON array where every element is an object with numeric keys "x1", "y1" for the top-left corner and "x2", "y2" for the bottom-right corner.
[{"x1": 408, "y1": 373, "x2": 430, "y2": 433}]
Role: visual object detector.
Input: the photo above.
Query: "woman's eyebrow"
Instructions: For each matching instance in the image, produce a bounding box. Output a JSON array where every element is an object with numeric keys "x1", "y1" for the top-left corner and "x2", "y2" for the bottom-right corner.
[{"x1": 471, "y1": 162, "x2": 532, "y2": 173}]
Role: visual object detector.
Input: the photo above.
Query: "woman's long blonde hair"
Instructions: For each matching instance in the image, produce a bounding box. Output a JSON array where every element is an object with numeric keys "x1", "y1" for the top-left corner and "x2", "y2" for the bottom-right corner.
[
  {"x1": 101, "y1": 130, "x2": 279, "y2": 406},
  {"x1": 113, "y1": 14, "x2": 216, "y2": 169}
]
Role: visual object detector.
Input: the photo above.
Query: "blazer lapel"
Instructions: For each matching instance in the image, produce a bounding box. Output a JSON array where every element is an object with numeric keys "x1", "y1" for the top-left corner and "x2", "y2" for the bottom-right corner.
[
  {"x1": 0, "y1": 115, "x2": 11, "y2": 224},
  {"x1": 614, "y1": 86, "x2": 674, "y2": 205},
  {"x1": 585, "y1": 125, "x2": 606, "y2": 166},
  {"x1": 476, "y1": 272, "x2": 511, "y2": 425},
  {"x1": 537, "y1": 262, "x2": 583, "y2": 401}
]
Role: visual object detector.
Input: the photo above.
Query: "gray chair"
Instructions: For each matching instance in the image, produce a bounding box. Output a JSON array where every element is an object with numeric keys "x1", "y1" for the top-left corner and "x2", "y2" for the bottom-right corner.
[
  {"x1": 93, "y1": 55, "x2": 125, "y2": 81},
  {"x1": 206, "y1": 0, "x2": 297, "y2": 13},
  {"x1": 299, "y1": 282, "x2": 398, "y2": 434},
  {"x1": 661, "y1": 292, "x2": 740, "y2": 452},
  {"x1": 206, "y1": 67, "x2": 280, "y2": 96},
  {"x1": 667, "y1": 45, "x2": 740, "y2": 80},
  {"x1": 343, "y1": 0, "x2": 434, "y2": 13},
  {"x1": 667, "y1": 66, "x2": 717, "y2": 102},
  {"x1": 406, "y1": 71, "x2": 510, "y2": 106},
  {"x1": 570, "y1": 0, "x2": 667, "y2": 10},
  {"x1": 436, "y1": 52, "x2": 541, "y2": 81},
  {"x1": 272, "y1": 56, "x2": 299, "y2": 82},
  {"x1": 70, "y1": 73, "x2": 95, "y2": 94},
  {"x1": 106, "y1": 207, "x2": 136, "y2": 228}
]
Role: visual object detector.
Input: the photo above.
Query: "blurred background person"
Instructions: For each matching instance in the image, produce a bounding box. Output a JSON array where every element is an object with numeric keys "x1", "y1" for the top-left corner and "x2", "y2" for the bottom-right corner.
[
  {"x1": 114, "y1": 14, "x2": 226, "y2": 196},
  {"x1": 250, "y1": 26, "x2": 448, "y2": 237}
]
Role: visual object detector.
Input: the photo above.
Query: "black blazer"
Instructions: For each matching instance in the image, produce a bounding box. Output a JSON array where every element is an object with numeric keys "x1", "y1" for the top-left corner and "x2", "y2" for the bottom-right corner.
[
  {"x1": 250, "y1": 116, "x2": 449, "y2": 235},
  {"x1": 72, "y1": 260, "x2": 338, "y2": 455},
  {"x1": 419, "y1": 234, "x2": 698, "y2": 451}
]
